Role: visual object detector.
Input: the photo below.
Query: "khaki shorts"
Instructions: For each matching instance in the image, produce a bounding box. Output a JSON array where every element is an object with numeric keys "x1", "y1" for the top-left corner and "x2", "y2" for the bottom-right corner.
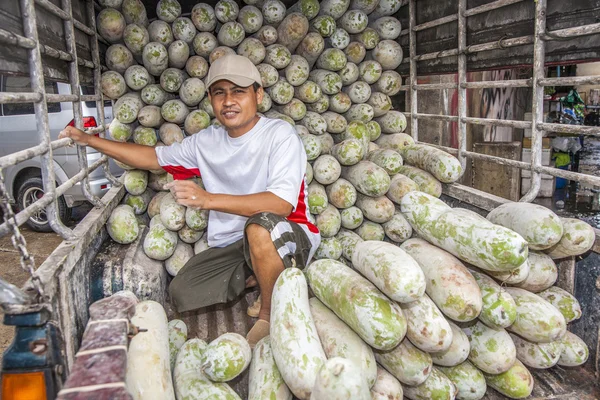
[{"x1": 169, "y1": 212, "x2": 314, "y2": 313}]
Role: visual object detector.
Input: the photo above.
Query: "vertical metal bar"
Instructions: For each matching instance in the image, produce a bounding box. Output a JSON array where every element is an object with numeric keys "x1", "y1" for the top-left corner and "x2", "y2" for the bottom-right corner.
[
  {"x1": 409, "y1": 0, "x2": 418, "y2": 141},
  {"x1": 520, "y1": 0, "x2": 546, "y2": 202},
  {"x1": 62, "y1": 0, "x2": 104, "y2": 209},
  {"x1": 20, "y1": 0, "x2": 75, "y2": 240},
  {"x1": 457, "y1": 0, "x2": 467, "y2": 171},
  {"x1": 87, "y1": 0, "x2": 120, "y2": 186}
]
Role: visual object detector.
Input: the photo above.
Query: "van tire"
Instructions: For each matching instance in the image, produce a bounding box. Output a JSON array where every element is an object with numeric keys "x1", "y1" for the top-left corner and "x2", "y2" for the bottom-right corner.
[{"x1": 16, "y1": 176, "x2": 72, "y2": 232}]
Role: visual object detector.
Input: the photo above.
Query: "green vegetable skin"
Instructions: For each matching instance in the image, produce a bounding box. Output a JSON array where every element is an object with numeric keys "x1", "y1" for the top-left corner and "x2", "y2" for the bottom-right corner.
[
  {"x1": 340, "y1": 206, "x2": 364, "y2": 230},
  {"x1": 309, "y1": 298, "x2": 377, "y2": 387},
  {"x1": 505, "y1": 287, "x2": 567, "y2": 343},
  {"x1": 383, "y1": 210, "x2": 413, "y2": 243},
  {"x1": 375, "y1": 111, "x2": 408, "y2": 133},
  {"x1": 312, "y1": 357, "x2": 371, "y2": 399},
  {"x1": 386, "y1": 174, "x2": 418, "y2": 204},
  {"x1": 314, "y1": 236, "x2": 342, "y2": 260},
  {"x1": 396, "y1": 165, "x2": 442, "y2": 197},
  {"x1": 355, "y1": 193, "x2": 394, "y2": 223},
  {"x1": 402, "y1": 367, "x2": 457, "y2": 400},
  {"x1": 308, "y1": 182, "x2": 328, "y2": 214},
  {"x1": 315, "y1": 204, "x2": 341, "y2": 238},
  {"x1": 124, "y1": 170, "x2": 148, "y2": 195},
  {"x1": 248, "y1": 337, "x2": 292, "y2": 400},
  {"x1": 306, "y1": 259, "x2": 406, "y2": 350},
  {"x1": 370, "y1": 366, "x2": 403, "y2": 400},
  {"x1": 352, "y1": 240, "x2": 425, "y2": 303},
  {"x1": 355, "y1": 220, "x2": 384, "y2": 241},
  {"x1": 468, "y1": 269, "x2": 517, "y2": 329},
  {"x1": 487, "y1": 202, "x2": 563, "y2": 251},
  {"x1": 143, "y1": 222, "x2": 177, "y2": 261},
  {"x1": 401, "y1": 238, "x2": 482, "y2": 322},
  {"x1": 510, "y1": 333, "x2": 563, "y2": 370},
  {"x1": 159, "y1": 196, "x2": 185, "y2": 231},
  {"x1": 336, "y1": 228, "x2": 363, "y2": 260},
  {"x1": 97, "y1": 8, "x2": 125, "y2": 43},
  {"x1": 430, "y1": 321, "x2": 470, "y2": 367},
  {"x1": 513, "y1": 251, "x2": 557, "y2": 292},
  {"x1": 401, "y1": 191, "x2": 529, "y2": 272},
  {"x1": 538, "y1": 286, "x2": 582, "y2": 323},
  {"x1": 102, "y1": 71, "x2": 127, "y2": 99},
  {"x1": 313, "y1": 154, "x2": 342, "y2": 185},
  {"x1": 326, "y1": 178, "x2": 357, "y2": 209},
  {"x1": 270, "y1": 268, "x2": 326, "y2": 399},
  {"x1": 107, "y1": 205, "x2": 140, "y2": 244},
  {"x1": 374, "y1": 338, "x2": 432, "y2": 386},
  {"x1": 483, "y1": 360, "x2": 534, "y2": 399},
  {"x1": 367, "y1": 148, "x2": 403, "y2": 175},
  {"x1": 438, "y1": 361, "x2": 486, "y2": 400},
  {"x1": 168, "y1": 319, "x2": 188, "y2": 371},
  {"x1": 558, "y1": 331, "x2": 589, "y2": 367},
  {"x1": 463, "y1": 321, "x2": 516, "y2": 374},
  {"x1": 174, "y1": 339, "x2": 240, "y2": 400},
  {"x1": 165, "y1": 241, "x2": 193, "y2": 276},
  {"x1": 400, "y1": 144, "x2": 463, "y2": 183},
  {"x1": 485, "y1": 257, "x2": 530, "y2": 285},
  {"x1": 400, "y1": 294, "x2": 453, "y2": 353},
  {"x1": 546, "y1": 217, "x2": 595, "y2": 258},
  {"x1": 202, "y1": 333, "x2": 251, "y2": 382},
  {"x1": 341, "y1": 161, "x2": 391, "y2": 197}
]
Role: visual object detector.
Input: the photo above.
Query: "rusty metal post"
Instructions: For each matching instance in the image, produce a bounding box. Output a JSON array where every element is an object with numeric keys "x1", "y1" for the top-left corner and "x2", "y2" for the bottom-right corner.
[
  {"x1": 520, "y1": 0, "x2": 547, "y2": 202},
  {"x1": 20, "y1": 0, "x2": 75, "y2": 240},
  {"x1": 87, "y1": 0, "x2": 120, "y2": 186},
  {"x1": 457, "y1": 0, "x2": 467, "y2": 170},
  {"x1": 409, "y1": 0, "x2": 418, "y2": 141},
  {"x1": 62, "y1": 0, "x2": 104, "y2": 209}
]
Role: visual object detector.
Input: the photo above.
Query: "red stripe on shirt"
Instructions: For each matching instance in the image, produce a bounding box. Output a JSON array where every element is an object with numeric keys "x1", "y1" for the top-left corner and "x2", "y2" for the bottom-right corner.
[
  {"x1": 161, "y1": 165, "x2": 201, "y2": 180},
  {"x1": 287, "y1": 179, "x2": 319, "y2": 234}
]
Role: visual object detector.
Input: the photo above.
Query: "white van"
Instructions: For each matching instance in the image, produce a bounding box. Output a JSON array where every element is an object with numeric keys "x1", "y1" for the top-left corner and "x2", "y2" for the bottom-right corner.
[{"x1": 0, "y1": 75, "x2": 123, "y2": 231}]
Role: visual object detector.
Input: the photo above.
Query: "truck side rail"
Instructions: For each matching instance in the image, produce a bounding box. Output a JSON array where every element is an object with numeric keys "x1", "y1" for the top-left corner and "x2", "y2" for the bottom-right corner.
[
  {"x1": 0, "y1": 0, "x2": 117, "y2": 240},
  {"x1": 395, "y1": 0, "x2": 600, "y2": 202}
]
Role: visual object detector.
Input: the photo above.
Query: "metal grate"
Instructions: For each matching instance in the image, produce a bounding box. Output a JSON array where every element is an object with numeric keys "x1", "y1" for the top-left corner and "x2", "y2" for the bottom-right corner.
[
  {"x1": 403, "y1": 0, "x2": 600, "y2": 201},
  {"x1": 0, "y1": 0, "x2": 118, "y2": 239}
]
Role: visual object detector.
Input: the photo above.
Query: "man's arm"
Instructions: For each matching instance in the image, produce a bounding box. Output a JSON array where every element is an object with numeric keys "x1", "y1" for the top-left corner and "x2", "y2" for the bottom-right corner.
[
  {"x1": 164, "y1": 181, "x2": 293, "y2": 217},
  {"x1": 59, "y1": 126, "x2": 162, "y2": 171}
]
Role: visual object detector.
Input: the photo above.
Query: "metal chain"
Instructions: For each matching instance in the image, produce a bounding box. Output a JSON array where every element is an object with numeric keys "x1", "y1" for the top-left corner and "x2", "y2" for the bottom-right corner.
[{"x1": 0, "y1": 167, "x2": 48, "y2": 303}]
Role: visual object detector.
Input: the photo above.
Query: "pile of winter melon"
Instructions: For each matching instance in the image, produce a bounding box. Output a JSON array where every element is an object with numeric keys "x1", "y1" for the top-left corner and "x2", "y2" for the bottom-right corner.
[
  {"x1": 123, "y1": 295, "x2": 254, "y2": 400},
  {"x1": 98, "y1": 0, "x2": 449, "y2": 275},
  {"x1": 96, "y1": 0, "x2": 598, "y2": 399}
]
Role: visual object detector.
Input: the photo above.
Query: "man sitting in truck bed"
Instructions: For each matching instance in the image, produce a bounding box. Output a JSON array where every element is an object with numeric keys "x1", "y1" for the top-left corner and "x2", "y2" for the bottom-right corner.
[{"x1": 59, "y1": 55, "x2": 321, "y2": 347}]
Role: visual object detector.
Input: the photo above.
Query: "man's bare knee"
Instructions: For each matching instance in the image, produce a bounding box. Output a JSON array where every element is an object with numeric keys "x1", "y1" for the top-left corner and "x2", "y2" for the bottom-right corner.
[{"x1": 245, "y1": 223, "x2": 273, "y2": 252}]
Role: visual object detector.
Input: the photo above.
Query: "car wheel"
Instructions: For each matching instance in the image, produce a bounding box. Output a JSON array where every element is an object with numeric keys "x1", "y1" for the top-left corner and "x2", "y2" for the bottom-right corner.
[{"x1": 16, "y1": 176, "x2": 72, "y2": 232}]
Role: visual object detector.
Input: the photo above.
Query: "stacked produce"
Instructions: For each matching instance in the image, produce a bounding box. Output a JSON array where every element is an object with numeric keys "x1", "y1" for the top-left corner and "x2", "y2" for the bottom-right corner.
[
  {"x1": 122, "y1": 295, "x2": 254, "y2": 399},
  {"x1": 96, "y1": 1, "x2": 596, "y2": 399}
]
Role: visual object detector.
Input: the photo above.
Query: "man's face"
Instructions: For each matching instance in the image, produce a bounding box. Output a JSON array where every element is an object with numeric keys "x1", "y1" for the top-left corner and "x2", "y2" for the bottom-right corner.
[{"x1": 208, "y1": 80, "x2": 264, "y2": 136}]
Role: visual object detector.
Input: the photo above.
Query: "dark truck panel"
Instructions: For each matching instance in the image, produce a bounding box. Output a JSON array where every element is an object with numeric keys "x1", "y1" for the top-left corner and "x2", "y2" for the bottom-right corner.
[
  {"x1": 396, "y1": 0, "x2": 600, "y2": 74},
  {"x1": 0, "y1": 0, "x2": 96, "y2": 83}
]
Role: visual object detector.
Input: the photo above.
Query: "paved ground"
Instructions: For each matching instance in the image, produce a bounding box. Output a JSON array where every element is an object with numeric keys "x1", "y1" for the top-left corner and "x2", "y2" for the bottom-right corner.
[{"x1": 0, "y1": 204, "x2": 92, "y2": 363}]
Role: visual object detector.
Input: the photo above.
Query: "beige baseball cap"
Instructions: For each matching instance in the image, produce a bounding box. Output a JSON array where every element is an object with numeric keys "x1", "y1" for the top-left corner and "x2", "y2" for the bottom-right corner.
[{"x1": 205, "y1": 55, "x2": 263, "y2": 89}]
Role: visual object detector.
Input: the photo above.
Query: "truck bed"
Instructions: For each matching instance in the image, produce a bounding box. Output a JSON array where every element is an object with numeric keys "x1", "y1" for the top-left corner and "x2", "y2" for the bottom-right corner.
[
  {"x1": 91, "y1": 229, "x2": 600, "y2": 400},
  {"x1": 172, "y1": 290, "x2": 600, "y2": 400},
  {"x1": 33, "y1": 185, "x2": 599, "y2": 400}
]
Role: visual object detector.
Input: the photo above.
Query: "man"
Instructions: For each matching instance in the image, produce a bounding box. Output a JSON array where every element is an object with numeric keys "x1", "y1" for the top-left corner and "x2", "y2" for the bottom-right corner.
[{"x1": 59, "y1": 55, "x2": 320, "y2": 346}]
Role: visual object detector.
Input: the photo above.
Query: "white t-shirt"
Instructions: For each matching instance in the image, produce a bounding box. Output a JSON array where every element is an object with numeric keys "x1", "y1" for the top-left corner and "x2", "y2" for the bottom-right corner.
[{"x1": 155, "y1": 117, "x2": 320, "y2": 257}]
